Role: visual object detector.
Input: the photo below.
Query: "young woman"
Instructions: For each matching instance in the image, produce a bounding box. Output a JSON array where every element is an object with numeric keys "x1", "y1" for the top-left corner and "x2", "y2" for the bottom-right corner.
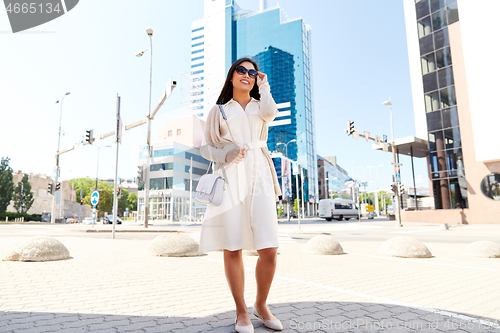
[{"x1": 199, "y1": 58, "x2": 283, "y2": 333}]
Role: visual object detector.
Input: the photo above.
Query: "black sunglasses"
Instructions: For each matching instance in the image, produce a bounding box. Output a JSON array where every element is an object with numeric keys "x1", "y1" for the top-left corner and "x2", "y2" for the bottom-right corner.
[{"x1": 235, "y1": 65, "x2": 258, "y2": 79}]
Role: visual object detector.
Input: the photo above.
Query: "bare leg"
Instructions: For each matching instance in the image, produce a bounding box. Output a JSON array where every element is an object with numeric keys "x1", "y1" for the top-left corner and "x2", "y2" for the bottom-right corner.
[
  {"x1": 224, "y1": 249, "x2": 251, "y2": 326},
  {"x1": 255, "y1": 247, "x2": 278, "y2": 320}
]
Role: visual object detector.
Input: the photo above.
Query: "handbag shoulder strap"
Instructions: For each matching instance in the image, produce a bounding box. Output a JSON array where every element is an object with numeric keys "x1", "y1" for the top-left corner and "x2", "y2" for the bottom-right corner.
[{"x1": 218, "y1": 104, "x2": 237, "y2": 145}]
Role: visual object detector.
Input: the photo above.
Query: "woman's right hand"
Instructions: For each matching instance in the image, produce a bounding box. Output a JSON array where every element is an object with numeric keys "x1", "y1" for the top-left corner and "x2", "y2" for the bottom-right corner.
[{"x1": 225, "y1": 147, "x2": 246, "y2": 164}]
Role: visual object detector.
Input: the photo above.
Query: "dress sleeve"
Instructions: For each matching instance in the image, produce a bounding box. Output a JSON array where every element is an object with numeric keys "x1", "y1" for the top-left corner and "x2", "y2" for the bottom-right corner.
[
  {"x1": 258, "y1": 82, "x2": 279, "y2": 122},
  {"x1": 200, "y1": 105, "x2": 233, "y2": 163}
]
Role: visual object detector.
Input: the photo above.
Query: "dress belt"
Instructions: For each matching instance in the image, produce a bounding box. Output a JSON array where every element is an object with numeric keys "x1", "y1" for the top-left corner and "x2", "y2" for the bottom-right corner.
[{"x1": 245, "y1": 140, "x2": 267, "y2": 150}]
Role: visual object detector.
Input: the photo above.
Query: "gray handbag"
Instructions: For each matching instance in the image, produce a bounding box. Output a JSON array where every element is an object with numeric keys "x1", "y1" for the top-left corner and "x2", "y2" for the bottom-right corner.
[{"x1": 195, "y1": 105, "x2": 237, "y2": 207}]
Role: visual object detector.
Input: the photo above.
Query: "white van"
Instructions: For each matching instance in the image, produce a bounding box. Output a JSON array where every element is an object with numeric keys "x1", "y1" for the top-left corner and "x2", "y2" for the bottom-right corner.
[{"x1": 318, "y1": 198, "x2": 359, "y2": 221}]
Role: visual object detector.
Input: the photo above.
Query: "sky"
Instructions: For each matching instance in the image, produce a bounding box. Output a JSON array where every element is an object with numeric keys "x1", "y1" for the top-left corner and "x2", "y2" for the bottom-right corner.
[{"x1": 0, "y1": 0, "x2": 429, "y2": 193}]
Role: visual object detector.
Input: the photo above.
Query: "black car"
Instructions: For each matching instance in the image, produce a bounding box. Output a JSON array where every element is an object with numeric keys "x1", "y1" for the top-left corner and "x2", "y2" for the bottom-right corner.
[{"x1": 103, "y1": 215, "x2": 122, "y2": 224}]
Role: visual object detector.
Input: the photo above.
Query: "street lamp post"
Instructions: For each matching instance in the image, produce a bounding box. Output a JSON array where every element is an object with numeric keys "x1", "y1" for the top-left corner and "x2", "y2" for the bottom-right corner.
[
  {"x1": 382, "y1": 98, "x2": 402, "y2": 226},
  {"x1": 137, "y1": 27, "x2": 153, "y2": 228},
  {"x1": 324, "y1": 177, "x2": 329, "y2": 199},
  {"x1": 51, "y1": 92, "x2": 70, "y2": 224},
  {"x1": 277, "y1": 139, "x2": 296, "y2": 221}
]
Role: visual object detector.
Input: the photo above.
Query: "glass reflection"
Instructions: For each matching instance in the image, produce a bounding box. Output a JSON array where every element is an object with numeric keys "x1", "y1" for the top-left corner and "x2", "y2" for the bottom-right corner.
[
  {"x1": 427, "y1": 111, "x2": 442, "y2": 131},
  {"x1": 480, "y1": 173, "x2": 500, "y2": 201},
  {"x1": 444, "y1": 127, "x2": 461, "y2": 149},
  {"x1": 440, "y1": 86, "x2": 456, "y2": 109},
  {"x1": 432, "y1": 9, "x2": 447, "y2": 31},
  {"x1": 442, "y1": 107, "x2": 459, "y2": 128},
  {"x1": 418, "y1": 16, "x2": 432, "y2": 38},
  {"x1": 436, "y1": 47, "x2": 452, "y2": 68},
  {"x1": 447, "y1": 2, "x2": 459, "y2": 24},
  {"x1": 425, "y1": 91, "x2": 439, "y2": 112}
]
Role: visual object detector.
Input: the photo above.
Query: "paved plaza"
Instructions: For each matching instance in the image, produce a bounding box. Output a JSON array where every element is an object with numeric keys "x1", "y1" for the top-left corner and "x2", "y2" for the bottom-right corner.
[{"x1": 1, "y1": 220, "x2": 500, "y2": 332}]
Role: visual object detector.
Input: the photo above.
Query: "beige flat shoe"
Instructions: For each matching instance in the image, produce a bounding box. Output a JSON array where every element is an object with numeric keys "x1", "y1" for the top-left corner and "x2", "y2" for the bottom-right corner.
[
  {"x1": 235, "y1": 317, "x2": 254, "y2": 333},
  {"x1": 252, "y1": 303, "x2": 283, "y2": 331}
]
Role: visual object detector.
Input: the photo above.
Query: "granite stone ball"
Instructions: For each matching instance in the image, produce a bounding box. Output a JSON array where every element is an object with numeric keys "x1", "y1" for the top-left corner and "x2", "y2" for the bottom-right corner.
[
  {"x1": 378, "y1": 236, "x2": 432, "y2": 258},
  {"x1": 303, "y1": 235, "x2": 345, "y2": 255},
  {"x1": 146, "y1": 233, "x2": 203, "y2": 257},
  {"x1": 464, "y1": 241, "x2": 500, "y2": 258},
  {"x1": 4, "y1": 236, "x2": 70, "y2": 262}
]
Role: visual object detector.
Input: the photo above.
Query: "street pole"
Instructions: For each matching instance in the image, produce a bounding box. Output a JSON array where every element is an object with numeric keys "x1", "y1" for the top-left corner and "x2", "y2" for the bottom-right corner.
[
  {"x1": 392, "y1": 143, "x2": 402, "y2": 227},
  {"x1": 51, "y1": 92, "x2": 70, "y2": 223},
  {"x1": 144, "y1": 30, "x2": 153, "y2": 228},
  {"x1": 112, "y1": 95, "x2": 121, "y2": 239},
  {"x1": 189, "y1": 157, "x2": 193, "y2": 223},
  {"x1": 300, "y1": 165, "x2": 305, "y2": 218},
  {"x1": 296, "y1": 163, "x2": 301, "y2": 231}
]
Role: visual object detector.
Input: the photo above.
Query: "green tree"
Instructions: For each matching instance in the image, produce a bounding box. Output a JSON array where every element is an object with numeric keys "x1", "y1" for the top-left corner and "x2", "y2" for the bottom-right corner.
[
  {"x1": 127, "y1": 192, "x2": 137, "y2": 211},
  {"x1": 293, "y1": 198, "x2": 300, "y2": 213},
  {"x1": 118, "y1": 189, "x2": 129, "y2": 215},
  {"x1": 277, "y1": 205, "x2": 283, "y2": 216},
  {"x1": 0, "y1": 157, "x2": 14, "y2": 214},
  {"x1": 68, "y1": 177, "x2": 96, "y2": 201},
  {"x1": 13, "y1": 174, "x2": 34, "y2": 213}
]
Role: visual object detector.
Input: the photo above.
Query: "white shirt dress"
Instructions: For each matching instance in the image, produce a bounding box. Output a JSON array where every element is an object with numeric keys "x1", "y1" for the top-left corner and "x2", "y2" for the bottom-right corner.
[{"x1": 199, "y1": 83, "x2": 280, "y2": 252}]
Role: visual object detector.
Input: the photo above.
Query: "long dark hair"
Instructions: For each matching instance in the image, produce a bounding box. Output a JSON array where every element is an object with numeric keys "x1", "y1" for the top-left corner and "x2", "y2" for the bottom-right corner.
[{"x1": 216, "y1": 57, "x2": 260, "y2": 105}]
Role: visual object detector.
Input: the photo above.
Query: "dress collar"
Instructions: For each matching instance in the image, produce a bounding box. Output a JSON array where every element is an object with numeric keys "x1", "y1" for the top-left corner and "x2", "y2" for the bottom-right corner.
[{"x1": 223, "y1": 97, "x2": 258, "y2": 107}]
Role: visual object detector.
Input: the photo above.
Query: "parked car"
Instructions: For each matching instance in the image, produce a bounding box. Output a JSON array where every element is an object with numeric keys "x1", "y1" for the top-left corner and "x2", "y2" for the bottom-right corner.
[
  {"x1": 103, "y1": 215, "x2": 122, "y2": 224},
  {"x1": 82, "y1": 217, "x2": 95, "y2": 225},
  {"x1": 367, "y1": 212, "x2": 377, "y2": 219},
  {"x1": 318, "y1": 198, "x2": 359, "y2": 221},
  {"x1": 65, "y1": 218, "x2": 77, "y2": 223}
]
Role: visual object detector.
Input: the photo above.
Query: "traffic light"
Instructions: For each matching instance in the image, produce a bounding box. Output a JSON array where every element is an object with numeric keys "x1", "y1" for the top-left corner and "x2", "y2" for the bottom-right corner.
[
  {"x1": 391, "y1": 184, "x2": 397, "y2": 195},
  {"x1": 80, "y1": 199, "x2": 84, "y2": 205},
  {"x1": 48, "y1": 183, "x2": 53, "y2": 194},
  {"x1": 117, "y1": 188, "x2": 122, "y2": 198},
  {"x1": 55, "y1": 182, "x2": 61, "y2": 191},
  {"x1": 137, "y1": 166, "x2": 144, "y2": 183},
  {"x1": 346, "y1": 120, "x2": 355, "y2": 135},
  {"x1": 85, "y1": 129, "x2": 94, "y2": 144}
]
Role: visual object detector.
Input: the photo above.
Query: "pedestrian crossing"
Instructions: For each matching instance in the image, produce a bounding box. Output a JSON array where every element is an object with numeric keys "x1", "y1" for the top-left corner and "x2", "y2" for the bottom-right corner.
[{"x1": 188, "y1": 233, "x2": 297, "y2": 244}]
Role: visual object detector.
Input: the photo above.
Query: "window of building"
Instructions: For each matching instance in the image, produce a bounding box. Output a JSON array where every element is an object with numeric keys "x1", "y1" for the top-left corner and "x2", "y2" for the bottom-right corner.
[
  {"x1": 191, "y1": 27, "x2": 204, "y2": 33},
  {"x1": 168, "y1": 130, "x2": 172, "y2": 137},
  {"x1": 423, "y1": 71, "x2": 438, "y2": 93},
  {"x1": 191, "y1": 35, "x2": 203, "y2": 41},
  {"x1": 177, "y1": 129, "x2": 181, "y2": 136},
  {"x1": 191, "y1": 63, "x2": 204, "y2": 68},
  {"x1": 439, "y1": 85, "x2": 456, "y2": 109},
  {"x1": 418, "y1": 16, "x2": 432, "y2": 38},
  {"x1": 425, "y1": 91, "x2": 439, "y2": 112},
  {"x1": 421, "y1": 52, "x2": 437, "y2": 75},
  {"x1": 432, "y1": 9, "x2": 447, "y2": 31},
  {"x1": 191, "y1": 49, "x2": 204, "y2": 55},
  {"x1": 192, "y1": 42, "x2": 204, "y2": 48},
  {"x1": 442, "y1": 107, "x2": 459, "y2": 128},
  {"x1": 191, "y1": 56, "x2": 204, "y2": 62},
  {"x1": 419, "y1": 35, "x2": 434, "y2": 56},
  {"x1": 433, "y1": 27, "x2": 449, "y2": 49},
  {"x1": 416, "y1": 0, "x2": 430, "y2": 19},
  {"x1": 436, "y1": 46, "x2": 452, "y2": 68},
  {"x1": 444, "y1": 127, "x2": 461, "y2": 149},
  {"x1": 427, "y1": 111, "x2": 443, "y2": 131},
  {"x1": 447, "y1": 2, "x2": 459, "y2": 24},
  {"x1": 430, "y1": 0, "x2": 446, "y2": 13},
  {"x1": 438, "y1": 66, "x2": 454, "y2": 88}
]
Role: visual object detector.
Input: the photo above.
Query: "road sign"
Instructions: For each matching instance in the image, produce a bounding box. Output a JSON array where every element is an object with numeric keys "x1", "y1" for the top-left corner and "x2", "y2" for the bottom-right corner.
[
  {"x1": 141, "y1": 145, "x2": 149, "y2": 159},
  {"x1": 285, "y1": 191, "x2": 290, "y2": 196},
  {"x1": 90, "y1": 191, "x2": 99, "y2": 206},
  {"x1": 363, "y1": 131, "x2": 370, "y2": 142},
  {"x1": 366, "y1": 205, "x2": 374, "y2": 212},
  {"x1": 383, "y1": 135, "x2": 388, "y2": 143},
  {"x1": 395, "y1": 173, "x2": 401, "y2": 183},
  {"x1": 374, "y1": 135, "x2": 381, "y2": 144}
]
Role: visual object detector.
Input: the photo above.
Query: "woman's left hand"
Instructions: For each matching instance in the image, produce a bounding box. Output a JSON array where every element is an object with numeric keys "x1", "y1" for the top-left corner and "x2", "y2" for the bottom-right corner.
[{"x1": 257, "y1": 72, "x2": 267, "y2": 87}]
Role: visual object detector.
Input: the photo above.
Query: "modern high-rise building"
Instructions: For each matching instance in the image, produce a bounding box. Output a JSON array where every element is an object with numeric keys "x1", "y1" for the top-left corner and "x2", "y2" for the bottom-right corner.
[
  {"x1": 190, "y1": 0, "x2": 318, "y2": 213},
  {"x1": 403, "y1": 0, "x2": 500, "y2": 223}
]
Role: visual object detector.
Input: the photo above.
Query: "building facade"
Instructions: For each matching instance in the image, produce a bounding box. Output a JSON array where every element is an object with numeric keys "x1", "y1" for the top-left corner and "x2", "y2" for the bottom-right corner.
[
  {"x1": 403, "y1": 0, "x2": 500, "y2": 223},
  {"x1": 190, "y1": 0, "x2": 318, "y2": 213},
  {"x1": 317, "y1": 156, "x2": 350, "y2": 200},
  {"x1": 137, "y1": 116, "x2": 210, "y2": 222}
]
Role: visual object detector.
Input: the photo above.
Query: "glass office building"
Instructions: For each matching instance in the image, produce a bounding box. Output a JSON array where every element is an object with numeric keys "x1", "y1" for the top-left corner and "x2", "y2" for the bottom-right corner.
[
  {"x1": 137, "y1": 141, "x2": 210, "y2": 222},
  {"x1": 191, "y1": 0, "x2": 318, "y2": 213},
  {"x1": 411, "y1": 0, "x2": 467, "y2": 210}
]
